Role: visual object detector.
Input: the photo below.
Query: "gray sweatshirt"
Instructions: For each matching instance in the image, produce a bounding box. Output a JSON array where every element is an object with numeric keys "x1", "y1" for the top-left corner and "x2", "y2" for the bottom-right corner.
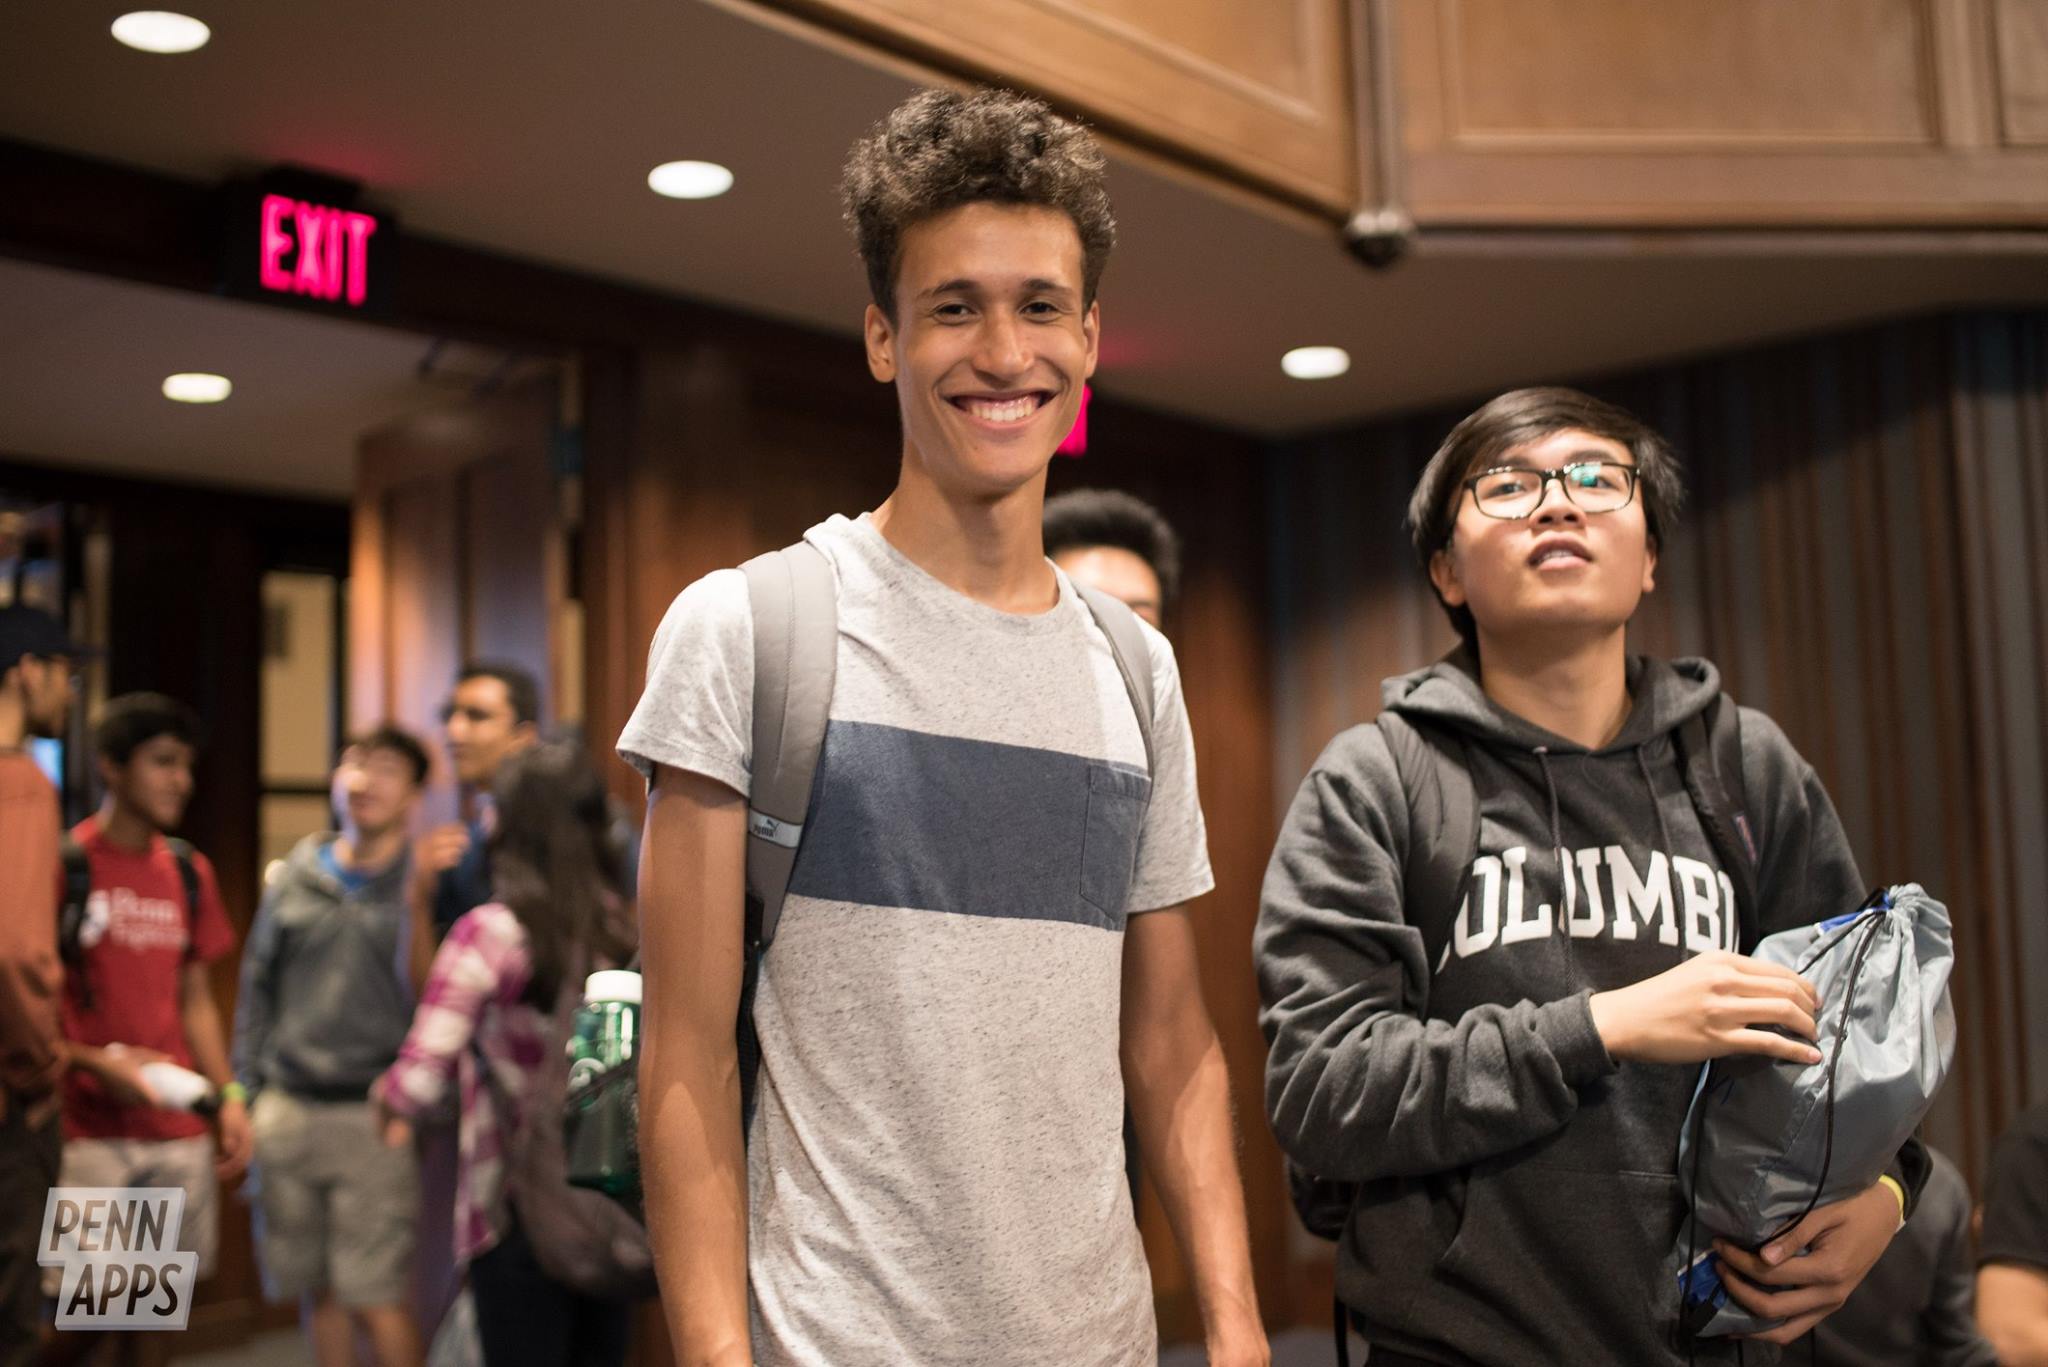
[
  {"x1": 233, "y1": 834, "x2": 415, "y2": 1102},
  {"x1": 1257, "y1": 653, "x2": 1866, "y2": 1366}
]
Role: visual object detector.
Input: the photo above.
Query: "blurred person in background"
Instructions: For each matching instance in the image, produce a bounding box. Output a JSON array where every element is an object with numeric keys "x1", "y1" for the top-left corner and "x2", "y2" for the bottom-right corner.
[
  {"x1": 406, "y1": 662, "x2": 541, "y2": 989},
  {"x1": 1978, "y1": 1101, "x2": 2048, "y2": 1364},
  {"x1": 0, "y1": 607, "x2": 84, "y2": 1366},
  {"x1": 373, "y1": 742, "x2": 637, "y2": 1367},
  {"x1": 1043, "y1": 486, "x2": 1180, "y2": 629},
  {"x1": 1810, "y1": 1144, "x2": 1994, "y2": 1365},
  {"x1": 42, "y1": 694, "x2": 245, "y2": 1367},
  {"x1": 235, "y1": 725, "x2": 432, "y2": 1367}
]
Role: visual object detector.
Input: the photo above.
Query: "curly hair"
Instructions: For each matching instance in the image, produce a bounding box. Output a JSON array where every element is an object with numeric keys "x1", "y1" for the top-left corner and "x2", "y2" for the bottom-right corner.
[
  {"x1": 94, "y1": 692, "x2": 203, "y2": 764},
  {"x1": 842, "y1": 87, "x2": 1116, "y2": 317},
  {"x1": 1406, "y1": 387, "x2": 1686, "y2": 655}
]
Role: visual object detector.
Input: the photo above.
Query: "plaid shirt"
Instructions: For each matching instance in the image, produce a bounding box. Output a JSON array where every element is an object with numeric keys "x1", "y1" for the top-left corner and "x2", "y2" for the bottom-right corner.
[{"x1": 374, "y1": 902, "x2": 549, "y2": 1263}]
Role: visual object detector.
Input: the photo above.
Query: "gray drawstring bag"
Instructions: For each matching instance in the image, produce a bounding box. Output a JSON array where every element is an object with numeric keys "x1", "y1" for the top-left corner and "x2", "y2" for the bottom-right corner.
[{"x1": 1673, "y1": 884, "x2": 1956, "y2": 1339}]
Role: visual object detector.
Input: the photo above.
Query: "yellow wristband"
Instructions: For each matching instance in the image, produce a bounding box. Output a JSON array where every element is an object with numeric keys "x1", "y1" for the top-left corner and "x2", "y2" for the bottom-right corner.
[
  {"x1": 1878, "y1": 1175, "x2": 1907, "y2": 1228},
  {"x1": 219, "y1": 1081, "x2": 248, "y2": 1105}
]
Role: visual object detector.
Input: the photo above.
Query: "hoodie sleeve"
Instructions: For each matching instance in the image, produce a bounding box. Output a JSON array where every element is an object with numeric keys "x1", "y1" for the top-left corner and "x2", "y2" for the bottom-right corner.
[
  {"x1": 1738, "y1": 707, "x2": 1866, "y2": 936},
  {"x1": 232, "y1": 882, "x2": 284, "y2": 1096},
  {"x1": 1257, "y1": 723, "x2": 1618, "y2": 1183}
]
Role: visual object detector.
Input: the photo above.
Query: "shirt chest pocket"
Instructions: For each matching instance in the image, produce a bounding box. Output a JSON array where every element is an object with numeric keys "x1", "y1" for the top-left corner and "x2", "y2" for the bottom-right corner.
[{"x1": 1079, "y1": 762, "x2": 1151, "y2": 925}]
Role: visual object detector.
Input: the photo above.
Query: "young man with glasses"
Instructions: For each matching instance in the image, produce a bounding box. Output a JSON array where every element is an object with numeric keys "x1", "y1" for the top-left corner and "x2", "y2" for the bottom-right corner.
[
  {"x1": 235, "y1": 728, "x2": 432, "y2": 1367},
  {"x1": 1257, "y1": 387, "x2": 1915, "y2": 1364}
]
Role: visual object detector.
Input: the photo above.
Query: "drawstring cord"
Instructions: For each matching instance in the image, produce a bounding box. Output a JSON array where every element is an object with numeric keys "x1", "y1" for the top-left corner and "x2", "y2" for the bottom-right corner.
[
  {"x1": 1636, "y1": 745, "x2": 1678, "y2": 859},
  {"x1": 1533, "y1": 747, "x2": 1576, "y2": 979}
]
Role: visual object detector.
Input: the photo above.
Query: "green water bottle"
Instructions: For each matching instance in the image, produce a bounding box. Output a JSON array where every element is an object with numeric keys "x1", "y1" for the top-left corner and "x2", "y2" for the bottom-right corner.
[{"x1": 564, "y1": 968, "x2": 641, "y2": 1201}]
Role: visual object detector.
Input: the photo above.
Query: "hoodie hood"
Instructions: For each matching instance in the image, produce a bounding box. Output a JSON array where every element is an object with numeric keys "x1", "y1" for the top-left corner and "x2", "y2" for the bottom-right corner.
[
  {"x1": 234, "y1": 831, "x2": 414, "y2": 1102},
  {"x1": 275, "y1": 831, "x2": 408, "y2": 903},
  {"x1": 1381, "y1": 648, "x2": 1722, "y2": 755}
]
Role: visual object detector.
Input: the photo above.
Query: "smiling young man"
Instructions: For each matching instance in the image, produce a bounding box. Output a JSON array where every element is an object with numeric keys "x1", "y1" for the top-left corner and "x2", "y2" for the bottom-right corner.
[
  {"x1": 620, "y1": 88, "x2": 1265, "y2": 1366},
  {"x1": 48, "y1": 693, "x2": 246, "y2": 1365},
  {"x1": 1257, "y1": 388, "x2": 1914, "y2": 1364}
]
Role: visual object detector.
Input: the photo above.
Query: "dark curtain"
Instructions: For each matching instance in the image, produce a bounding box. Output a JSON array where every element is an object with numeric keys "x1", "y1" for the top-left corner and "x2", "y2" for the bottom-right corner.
[{"x1": 1266, "y1": 311, "x2": 2048, "y2": 1181}]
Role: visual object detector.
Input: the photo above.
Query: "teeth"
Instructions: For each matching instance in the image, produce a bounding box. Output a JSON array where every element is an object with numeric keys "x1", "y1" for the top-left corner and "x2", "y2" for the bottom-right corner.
[{"x1": 962, "y1": 396, "x2": 1038, "y2": 424}]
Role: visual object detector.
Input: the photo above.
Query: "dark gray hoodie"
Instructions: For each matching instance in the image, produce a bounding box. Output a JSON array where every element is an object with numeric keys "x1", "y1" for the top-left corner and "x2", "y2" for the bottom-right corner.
[
  {"x1": 232, "y1": 834, "x2": 415, "y2": 1102},
  {"x1": 1257, "y1": 652, "x2": 1866, "y2": 1366}
]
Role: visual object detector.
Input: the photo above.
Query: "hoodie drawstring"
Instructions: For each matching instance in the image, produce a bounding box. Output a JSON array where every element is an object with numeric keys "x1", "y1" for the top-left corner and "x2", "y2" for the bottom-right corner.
[
  {"x1": 1636, "y1": 745, "x2": 1678, "y2": 863},
  {"x1": 1533, "y1": 747, "x2": 1575, "y2": 977}
]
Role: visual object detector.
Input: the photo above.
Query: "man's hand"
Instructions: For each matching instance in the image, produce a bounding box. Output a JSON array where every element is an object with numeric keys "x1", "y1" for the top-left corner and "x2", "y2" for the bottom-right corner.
[
  {"x1": 371, "y1": 1092, "x2": 414, "y2": 1150},
  {"x1": 76, "y1": 1045, "x2": 172, "y2": 1108},
  {"x1": 213, "y1": 1097, "x2": 253, "y2": 1183},
  {"x1": 1714, "y1": 1182, "x2": 1902, "y2": 1343},
  {"x1": 410, "y1": 824, "x2": 471, "y2": 894},
  {"x1": 1588, "y1": 950, "x2": 1824, "y2": 1066}
]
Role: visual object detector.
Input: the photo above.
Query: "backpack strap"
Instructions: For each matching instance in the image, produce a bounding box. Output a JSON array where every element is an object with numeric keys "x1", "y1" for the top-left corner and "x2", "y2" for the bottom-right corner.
[
  {"x1": 1375, "y1": 712, "x2": 1478, "y2": 969},
  {"x1": 1674, "y1": 698, "x2": 1760, "y2": 950},
  {"x1": 58, "y1": 837, "x2": 94, "y2": 1010},
  {"x1": 58, "y1": 837, "x2": 91, "y2": 946},
  {"x1": 1072, "y1": 584, "x2": 1156, "y2": 778},
  {"x1": 739, "y1": 543, "x2": 837, "y2": 952},
  {"x1": 165, "y1": 838, "x2": 201, "y2": 932}
]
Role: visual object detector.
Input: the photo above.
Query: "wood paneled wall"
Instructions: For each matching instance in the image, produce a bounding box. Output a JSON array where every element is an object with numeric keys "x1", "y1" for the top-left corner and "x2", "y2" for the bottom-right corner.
[
  {"x1": 580, "y1": 337, "x2": 1296, "y2": 1343},
  {"x1": 349, "y1": 380, "x2": 562, "y2": 797}
]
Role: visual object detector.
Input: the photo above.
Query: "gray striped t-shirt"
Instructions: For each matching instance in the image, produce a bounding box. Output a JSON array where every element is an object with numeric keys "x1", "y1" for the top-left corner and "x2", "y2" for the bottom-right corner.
[{"x1": 618, "y1": 513, "x2": 1213, "y2": 1366}]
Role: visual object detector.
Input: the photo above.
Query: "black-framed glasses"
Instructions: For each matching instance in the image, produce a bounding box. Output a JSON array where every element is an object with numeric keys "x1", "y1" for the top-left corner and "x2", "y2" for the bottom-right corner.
[{"x1": 1461, "y1": 461, "x2": 1639, "y2": 521}]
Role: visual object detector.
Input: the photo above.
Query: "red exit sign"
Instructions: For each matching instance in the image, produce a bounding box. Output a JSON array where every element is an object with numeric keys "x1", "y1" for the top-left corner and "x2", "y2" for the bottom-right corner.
[
  {"x1": 258, "y1": 194, "x2": 378, "y2": 308},
  {"x1": 222, "y1": 173, "x2": 393, "y2": 314}
]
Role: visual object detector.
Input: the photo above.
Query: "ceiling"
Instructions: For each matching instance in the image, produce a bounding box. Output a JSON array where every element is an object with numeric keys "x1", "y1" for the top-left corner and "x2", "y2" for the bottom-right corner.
[
  {"x1": 0, "y1": 255, "x2": 536, "y2": 497},
  {"x1": 1, "y1": 0, "x2": 2044, "y2": 496}
]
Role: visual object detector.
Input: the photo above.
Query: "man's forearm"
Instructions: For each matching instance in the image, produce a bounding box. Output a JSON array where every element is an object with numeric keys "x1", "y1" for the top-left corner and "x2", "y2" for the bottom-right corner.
[
  {"x1": 405, "y1": 880, "x2": 438, "y2": 995},
  {"x1": 181, "y1": 987, "x2": 233, "y2": 1088},
  {"x1": 1126, "y1": 1023, "x2": 1263, "y2": 1342},
  {"x1": 641, "y1": 1039, "x2": 752, "y2": 1366}
]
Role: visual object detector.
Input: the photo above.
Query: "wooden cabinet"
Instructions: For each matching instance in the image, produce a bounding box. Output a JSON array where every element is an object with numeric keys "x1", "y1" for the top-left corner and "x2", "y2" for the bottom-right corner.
[
  {"x1": 1392, "y1": 0, "x2": 2048, "y2": 226},
  {"x1": 717, "y1": 0, "x2": 1362, "y2": 213},
  {"x1": 730, "y1": 0, "x2": 2048, "y2": 231}
]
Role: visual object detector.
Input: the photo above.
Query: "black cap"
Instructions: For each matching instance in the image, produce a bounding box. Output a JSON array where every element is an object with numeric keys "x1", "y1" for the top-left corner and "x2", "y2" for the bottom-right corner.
[{"x1": 0, "y1": 605, "x2": 89, "y2": 671}]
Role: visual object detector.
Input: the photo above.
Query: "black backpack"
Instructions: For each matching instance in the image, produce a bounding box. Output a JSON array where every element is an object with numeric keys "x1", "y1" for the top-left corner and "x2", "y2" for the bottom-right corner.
[
  {"x1": 58, "y1": 835, "x2": 201, "y2": 1012},
  {"x1": 1290, "y1": 699, "x2": 1761, "y2": 1364}
]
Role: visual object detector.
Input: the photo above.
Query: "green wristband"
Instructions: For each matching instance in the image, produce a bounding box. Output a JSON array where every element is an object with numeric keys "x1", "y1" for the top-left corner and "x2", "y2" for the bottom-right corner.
[{"x1": 219, "y1": 1081, "x2": 248, "y2": 1105}]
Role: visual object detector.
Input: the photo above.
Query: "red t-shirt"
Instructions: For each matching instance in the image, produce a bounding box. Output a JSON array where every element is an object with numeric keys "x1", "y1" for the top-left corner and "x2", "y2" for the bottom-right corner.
[{"x1": 59, "y1": 817, "x2": 234, "y2": 1141}]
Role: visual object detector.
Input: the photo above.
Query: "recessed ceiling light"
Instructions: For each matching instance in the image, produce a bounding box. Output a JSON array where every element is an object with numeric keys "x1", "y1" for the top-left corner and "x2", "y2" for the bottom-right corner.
[
  {"x1": 162, "y1": 373, "x2": 231, "y2": 404},
  {"x1": 1282, "y1": 346, "x2": 1351, "y2": 381},
  {"x1": 111, "y1": 11, "x2": 211, "y2": 54},
  {"x1": 647, "y1": 160, "x2": 734, "y2": 200}
]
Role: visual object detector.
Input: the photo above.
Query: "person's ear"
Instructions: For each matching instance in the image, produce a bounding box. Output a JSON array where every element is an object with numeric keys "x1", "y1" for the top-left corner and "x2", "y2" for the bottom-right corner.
[
  {"x1": 1081, "y1": 300, "x2": 1100, "y2": 380},
  {"x1": 1429, "y1": 544, "x2": 1467, "y2": 609},
  {"x1": 512, "y1": 721, "x2": 540, "y2": 751},
  {"x1": 864, "y1": 302, "x2": 897, "y2": 384},
  {"x1": 94, "y1": 753, "x2": 120, "y2": 794},
  {"x1": 1642, "y1": 536, "x2": 1659, "y2": 596}
]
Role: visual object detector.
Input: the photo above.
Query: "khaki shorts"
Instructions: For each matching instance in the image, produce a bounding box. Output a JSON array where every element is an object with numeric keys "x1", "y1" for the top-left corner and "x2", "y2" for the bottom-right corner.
[
  {"x1": 42, "y1": 1133, "x2": 218, "y2": 1297},
  {"x1": 249, "y1": 1092, "x2": 418, "y2": 1307}
]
